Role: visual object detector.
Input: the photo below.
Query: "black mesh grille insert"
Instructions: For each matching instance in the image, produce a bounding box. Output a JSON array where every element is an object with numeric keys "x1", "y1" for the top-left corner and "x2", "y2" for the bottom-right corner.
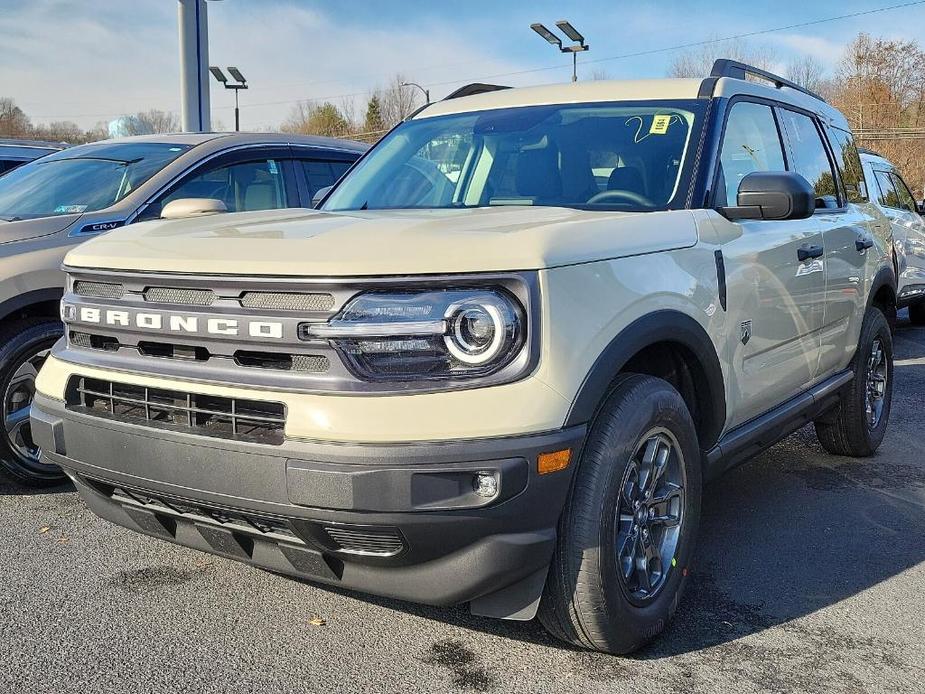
[
  {"x1": 66, "y1": 376, "x2": 286, "y2": 445},
  {"x1": 322, "y1": 525, "x2": 405, "y2": 556},
  {"x1": 74, "y1": 280, "x2": 124, "y2": 300},
  {"x1": 234, "y1": 350, "x2": 329, "y2": 372},
  {"x1": 69, "y1": 331, "x2": 120, "y2": 351}
]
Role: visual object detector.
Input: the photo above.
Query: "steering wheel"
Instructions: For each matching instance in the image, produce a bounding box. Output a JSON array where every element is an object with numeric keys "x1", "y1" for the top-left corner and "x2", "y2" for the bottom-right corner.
[{"x1": 586, "y1": 189, "x2": 657, "y2": 208}]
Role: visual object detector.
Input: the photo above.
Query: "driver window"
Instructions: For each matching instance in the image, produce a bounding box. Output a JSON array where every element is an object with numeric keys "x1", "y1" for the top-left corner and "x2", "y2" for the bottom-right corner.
[
  {"x1": 139, "y1": 158, "x2": 287, "y2": 220},
  {"x1": 719, "y1": 102, "x2": 786, "y2": 206}
]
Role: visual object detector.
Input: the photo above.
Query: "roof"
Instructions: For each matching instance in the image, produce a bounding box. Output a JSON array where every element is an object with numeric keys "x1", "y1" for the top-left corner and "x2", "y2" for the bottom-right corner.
[
  {"x1": 417, "y1": 79, "x2": 705, "y2": 119},
  {"x1": 415, "y1": 73, "x2": 851, "y2": 131},
  {"x1": 79, "y1": 131, "x2": 368, "y2": 153},
  {"x1": 0, "y1": 138, "x2": 66, "y2": 150}
]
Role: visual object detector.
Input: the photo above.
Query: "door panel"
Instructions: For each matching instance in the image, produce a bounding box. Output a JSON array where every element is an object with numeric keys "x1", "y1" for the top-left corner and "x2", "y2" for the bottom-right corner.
[
  {"x1": 879, "y1": 170, "x2": 925, "y2": 299},
  {"x1": 716, "y1": 216, "x2": 826, "y2": 425}
]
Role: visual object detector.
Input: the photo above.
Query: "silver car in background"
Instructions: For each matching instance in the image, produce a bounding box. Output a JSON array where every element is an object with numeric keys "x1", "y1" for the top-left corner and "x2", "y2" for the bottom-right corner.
[
  {"x1": 0, "y1": 139, "x2": 66, "y2": 176},
  {"x1": 860, "y1": 150, "x2": 925, "y2": 323},
  {"x1": 0, "y1": 132, "x2": 366, "y2": 484}
]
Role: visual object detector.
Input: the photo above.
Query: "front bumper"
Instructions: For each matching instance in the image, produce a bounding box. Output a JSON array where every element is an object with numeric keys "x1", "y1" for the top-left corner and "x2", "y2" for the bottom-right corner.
[{"x1": 32, "y1": 393, "x2": 584, "y2": 618}]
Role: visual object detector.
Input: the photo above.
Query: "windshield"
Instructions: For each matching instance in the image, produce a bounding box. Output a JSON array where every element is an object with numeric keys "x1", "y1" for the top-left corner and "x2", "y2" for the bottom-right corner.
[
  {"x1": 323, "y1": 100, "x2": 704, "y2": 212},
  {"x1": 0, "y1": 142, "x2": 192, "y2": 221}
]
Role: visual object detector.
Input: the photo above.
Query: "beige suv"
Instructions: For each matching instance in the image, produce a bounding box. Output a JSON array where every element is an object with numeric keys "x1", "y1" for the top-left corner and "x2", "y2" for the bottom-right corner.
[{"x1": 32, "y1": 61, "x2": 896, "y2": 654}]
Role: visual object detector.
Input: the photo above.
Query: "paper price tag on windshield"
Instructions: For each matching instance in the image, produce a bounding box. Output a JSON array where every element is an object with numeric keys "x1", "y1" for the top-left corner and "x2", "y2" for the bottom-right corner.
[{"x1": 650, "y1": 115, "x2": 673, "y2": 135}]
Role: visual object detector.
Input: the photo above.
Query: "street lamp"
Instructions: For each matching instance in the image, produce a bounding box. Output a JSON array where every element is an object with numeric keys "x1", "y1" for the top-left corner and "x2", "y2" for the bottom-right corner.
[
  {"x1": 400, "y1": 81, "x2": 430, "y2": 106},
  {"x1": 530, "y1": 20, "x2": 589, "y2": 82},
  {"x1": 209, "y1": 65, "x2": 247, "y2": 131}
]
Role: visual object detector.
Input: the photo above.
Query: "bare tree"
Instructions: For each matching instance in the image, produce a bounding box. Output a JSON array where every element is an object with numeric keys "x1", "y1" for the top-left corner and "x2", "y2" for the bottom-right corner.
[
  {"x1": 589, "y1": 69, "x2": 612, "y2": 81},
  {"x1": 786, "y1": 55, "x2": 828, "y2": 95},
  {"x1": 380, "y1": 74, "x2": 421, "y2": 127},
  {"x1": 281, "y1": 101, "x2": 351, "y2": 137},
  {"x1": 134, "y1": 109, "x2": 180, "y2": 134},
  {"x1": 668, "y1": 38, "x2": 776, "y2": 78},
  {"x1": 0, "y1": 97, "x2": 31, "y2": 138},
  {"x1": 829, "y1": 33, "x2": 925, "y2": 194}
]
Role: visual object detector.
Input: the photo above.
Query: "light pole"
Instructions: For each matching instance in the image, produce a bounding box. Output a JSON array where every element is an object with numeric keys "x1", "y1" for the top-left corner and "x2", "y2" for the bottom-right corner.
[
  {"x1": 400, "y1": 81, "x2": 431, "y2": 105},
  {"x1": 530, "y1": 20, "x2": 589, "y2": 82},
  {"x1": 209, "y1": 66, "x2": 248, "y2": 131}
]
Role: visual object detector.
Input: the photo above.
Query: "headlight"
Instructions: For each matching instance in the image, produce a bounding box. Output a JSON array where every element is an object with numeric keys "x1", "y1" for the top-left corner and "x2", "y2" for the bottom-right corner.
[{"x1": 299, "y1": 288, "x2": 526, "y2": 381}]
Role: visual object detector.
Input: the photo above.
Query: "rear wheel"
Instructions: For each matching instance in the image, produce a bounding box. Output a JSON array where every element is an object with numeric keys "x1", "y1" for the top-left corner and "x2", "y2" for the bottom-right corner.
[
  {"x1": 538, "y1": 374, "x2": 701, "y2": 654},
  {"x1": 0, "y1": 319, "x2": 66, "y2": 486},
  {"x1": 815, "y1": 307, "x2": 893, "y2": 457},
  {"x1": 908, "y1": 300, "x2": 925, "y2": 326}
]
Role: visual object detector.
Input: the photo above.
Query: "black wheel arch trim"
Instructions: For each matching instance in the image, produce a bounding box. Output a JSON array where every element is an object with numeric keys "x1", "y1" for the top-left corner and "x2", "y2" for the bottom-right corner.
[
  {"x1": 563, "y1": 309, "x2": 726, "y2": 449},
  {"x1": 0, "y1": 288, "x2": 63, "y2": 323},
  {"x1": 867, "y1": 264, "x2": 898, "y2": 309}
]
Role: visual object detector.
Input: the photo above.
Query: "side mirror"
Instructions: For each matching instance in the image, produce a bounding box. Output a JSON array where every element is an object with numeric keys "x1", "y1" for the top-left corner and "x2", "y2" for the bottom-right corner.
[
  {"x1": 719, "y1": 171, "x2": 815, "y2": 221},
  {"x1": 918, "y1": 200, "x2": 925, "y2": 215},
  {"x1": 311, "y1": 186, "x2": 333, "y2": 209},
  {"x1": 160, "y1": 198, "x2": 228, "y2": 220}
]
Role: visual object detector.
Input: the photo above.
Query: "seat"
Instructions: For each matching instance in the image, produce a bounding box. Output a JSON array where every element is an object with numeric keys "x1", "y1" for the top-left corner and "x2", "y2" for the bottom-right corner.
[
  {"x1": 607, "y1": 167, "x2": 646, "y2": 197},
  {"x1": 515, "y1": 146, "x2": 562, "y2": 203}
]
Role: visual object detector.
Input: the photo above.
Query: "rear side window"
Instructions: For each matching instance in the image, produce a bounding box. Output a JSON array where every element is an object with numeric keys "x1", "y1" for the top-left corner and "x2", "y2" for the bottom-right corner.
[
  {"x1": 827, "y1": 128, "x2": 868, "y2": 203},
  {"x1": 873, "y1": 170, "x2": 901, "y2": 209},
  {"x1": 719, "y1": 102, "x2": 786, "y2": 206},
  {"x1": 778, "y1": 109, "x2": 838, "y2": 208},
  {"x1": 301, "y1": 159, "x2": 352, "y2": 195},
  {"x1": 889, "y1": 172, "x2": 918, "y2": 213}
]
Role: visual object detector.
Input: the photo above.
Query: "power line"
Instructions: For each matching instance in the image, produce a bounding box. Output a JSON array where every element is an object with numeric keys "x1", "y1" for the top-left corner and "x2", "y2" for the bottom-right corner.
[
  {"x1": 27, "y1": 0, "x2": 925, "y2": 122},
  {"x1": 229, "y1": 0, "x2": 925, "y2": 112}
]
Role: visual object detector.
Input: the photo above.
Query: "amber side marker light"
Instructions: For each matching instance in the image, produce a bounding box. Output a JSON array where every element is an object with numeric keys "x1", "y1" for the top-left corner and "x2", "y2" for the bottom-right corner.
[{"x1": 538, "y1": 449, "x2": 572, "y2": 475}]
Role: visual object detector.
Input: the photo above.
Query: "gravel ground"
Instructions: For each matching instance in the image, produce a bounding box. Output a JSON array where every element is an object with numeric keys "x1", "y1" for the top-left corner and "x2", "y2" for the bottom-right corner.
[{"x1": 3, "y1": 313, "x2": 924, "y2": 694}]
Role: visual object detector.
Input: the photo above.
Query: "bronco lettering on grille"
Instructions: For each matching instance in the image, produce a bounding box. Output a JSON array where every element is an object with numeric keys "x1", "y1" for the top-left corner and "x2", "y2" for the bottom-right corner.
[{"x1": 66, "y1": 304, "x2": 285, "y2": 340}]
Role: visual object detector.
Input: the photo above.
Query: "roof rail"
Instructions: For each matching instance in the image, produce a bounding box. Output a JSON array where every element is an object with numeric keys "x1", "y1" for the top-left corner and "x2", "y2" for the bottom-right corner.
[
  {"x1": 710, "y1": 59, "x2": 827, "y2": 103},
  {"x1": 443, "y1": 83, "x2": 511, "y2": 100}
]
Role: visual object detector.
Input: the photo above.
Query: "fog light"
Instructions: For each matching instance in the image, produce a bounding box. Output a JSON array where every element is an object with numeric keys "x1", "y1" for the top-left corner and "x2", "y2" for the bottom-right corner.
[{"x1": 473, "y1": 472, "x2": 499, "y2": 498}]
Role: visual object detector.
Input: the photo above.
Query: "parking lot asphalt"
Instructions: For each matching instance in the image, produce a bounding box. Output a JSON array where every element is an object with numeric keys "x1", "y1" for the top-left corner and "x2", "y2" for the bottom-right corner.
[{"x1": 3, "y1": 314, "x2": 925, "y2": 694}]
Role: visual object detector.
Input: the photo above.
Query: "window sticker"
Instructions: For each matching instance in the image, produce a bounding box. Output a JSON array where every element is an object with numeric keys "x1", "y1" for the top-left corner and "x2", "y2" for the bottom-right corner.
[
  {"x1": 650, "y1": 115, "x2": 674, "y2": 135},
  {"x1": 268, "y1": 159, "x2": 279, "y2": 175},
  {"x1": 54, "y1": 204, "x2": 88, "y2": 214}
]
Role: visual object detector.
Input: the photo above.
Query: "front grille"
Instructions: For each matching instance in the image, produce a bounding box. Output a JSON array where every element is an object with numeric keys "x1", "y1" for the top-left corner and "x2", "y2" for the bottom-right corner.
[
  {"x1": 66, "y1": 376, "x2": 286, "y2": 445},
  {"x1": 144, "y1": 286, "x2": 215, "y2": 306},
  {"x1": 240, "y1": 291, "x2": 334, "y2": 312},
  {"x1": 74, "y1": 280, "x2": 124, "y2": 300},
  {"x1": 322, "y1": 525, "x2": 405, "y2": 557}
]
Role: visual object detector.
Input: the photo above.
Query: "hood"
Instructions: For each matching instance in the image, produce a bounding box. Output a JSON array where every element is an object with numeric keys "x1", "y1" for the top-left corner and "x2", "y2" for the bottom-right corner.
[
  {"x1": 0, "y1": 214, "x2": 81, "y2": 244},
  {"x1": 64, "y1": 206, "x2": 698, "y2": 276}
]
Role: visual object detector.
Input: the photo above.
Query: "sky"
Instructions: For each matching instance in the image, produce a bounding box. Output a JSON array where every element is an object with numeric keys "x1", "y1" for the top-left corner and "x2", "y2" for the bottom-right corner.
[{"x1": 2, "y1": 0, "x2": 925, "y2": 131}]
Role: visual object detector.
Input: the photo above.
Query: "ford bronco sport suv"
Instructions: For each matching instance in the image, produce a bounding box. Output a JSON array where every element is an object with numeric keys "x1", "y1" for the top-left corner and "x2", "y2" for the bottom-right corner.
[
  {"x1": 32, "y1": 61, "x2": 896, "y2": 654},
  {"x1": 0, "y1": 132, "x2": 364, "y2": 484}
]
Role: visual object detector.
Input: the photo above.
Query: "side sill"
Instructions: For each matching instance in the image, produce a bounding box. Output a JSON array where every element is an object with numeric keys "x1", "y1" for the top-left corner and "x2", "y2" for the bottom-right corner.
[{"x1": 703, "y1": 369, "x2": 853, "y2": 480}]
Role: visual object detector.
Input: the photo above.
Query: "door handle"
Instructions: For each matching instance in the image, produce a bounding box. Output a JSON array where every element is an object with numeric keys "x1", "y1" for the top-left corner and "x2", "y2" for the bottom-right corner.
[
  {"x1": 798, "y1": 244, "x2": 824, "y2": 262},
  {"x1": 856, "y1": 236, "x2": 874, "y2": 252}
]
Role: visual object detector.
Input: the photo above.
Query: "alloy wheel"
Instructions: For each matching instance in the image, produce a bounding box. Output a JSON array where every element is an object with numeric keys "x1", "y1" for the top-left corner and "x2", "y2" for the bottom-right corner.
[
  {"x1": 3, "y1": 348, "x2": 49, "y2": 464},
  {"x1": 616, "y1": 428, "x2": 686, "y2": 603},
  {"x1": 865, "y1": 338, "x2": 888, "y2": 429}
]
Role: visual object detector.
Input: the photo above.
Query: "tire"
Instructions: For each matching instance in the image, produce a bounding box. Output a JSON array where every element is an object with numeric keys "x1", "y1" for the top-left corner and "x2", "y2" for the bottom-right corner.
[
  {"x1": 814, "y1": 307, "x2": 893, "y2": 457},
  {"x1": 909, "y1": 300, "x2": 925, "y2": 326},
  {"x1": 0, "y1": 318, "x2": 66, "y2": 486},
  {"x1": 538, "y1": 374, "x2": 702, "y2": 654}
]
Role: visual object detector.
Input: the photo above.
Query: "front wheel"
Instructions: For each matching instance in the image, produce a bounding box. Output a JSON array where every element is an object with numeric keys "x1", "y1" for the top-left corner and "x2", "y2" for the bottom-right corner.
[
  {"x1": 0, "y1": 319, "x2": 66, "y2": 486},
  {"x1": 814, "y1": 307, "x2": 893, "y2": 457},
  {"x1": 538, "y1": 374, "x2": 702, "y2": 654}
]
